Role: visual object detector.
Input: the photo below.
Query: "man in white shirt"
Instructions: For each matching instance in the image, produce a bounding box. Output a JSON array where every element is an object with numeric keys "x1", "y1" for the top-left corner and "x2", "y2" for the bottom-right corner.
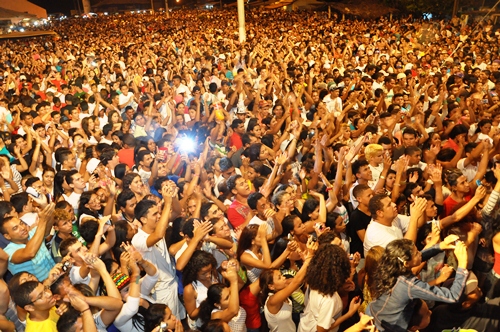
[
  {"x1": 172, "y1": 75, "x2": 191, "y2": 100},
  {"x1": 363, "y1": 194, "x2": 426, "y2": 256},
  {"x1": 323, "y1": 85, "x2": 342, "y2": 116},
  {"x1": 131, "y1": 188, "x2": 186, "y2": 320}
]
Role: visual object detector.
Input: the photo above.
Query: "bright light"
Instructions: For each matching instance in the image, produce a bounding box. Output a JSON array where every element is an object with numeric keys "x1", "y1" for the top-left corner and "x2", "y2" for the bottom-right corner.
[
  {"x1": 104, "y1": 12, "x2": 108, "y2": 15},
  {"x1": 177, "y1": 137, "x2": 195, "y2": 153},
  {"x1": 19, "y1": 28, "x2": 25, "y2": 32},
  {"x1": 131, "y1": 11, "x2": 135, "y2": 13}
]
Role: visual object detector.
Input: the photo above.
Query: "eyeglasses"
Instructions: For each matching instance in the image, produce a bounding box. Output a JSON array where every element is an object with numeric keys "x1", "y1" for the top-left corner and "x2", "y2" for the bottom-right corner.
[{"x1": 27, "y1": 285, "x2": 51, "y2": 305}]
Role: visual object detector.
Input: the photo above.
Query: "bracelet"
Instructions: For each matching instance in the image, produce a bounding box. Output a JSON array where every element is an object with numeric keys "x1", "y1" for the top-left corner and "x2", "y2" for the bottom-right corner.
[
  {"x1": 325, "y1": 187, "x2": 333, "y2": 192},
  {"x1": 380, "y1": 175, "x2": 386, "y2": 180},
  {"x1": 80, "y1": 308, "x2": 90, "y2": 315}
]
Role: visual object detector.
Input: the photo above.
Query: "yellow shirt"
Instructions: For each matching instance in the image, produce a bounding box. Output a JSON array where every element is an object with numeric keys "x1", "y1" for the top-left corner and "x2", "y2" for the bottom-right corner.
[{"x1": 26, "y1": 307, "x2": 59, "y2": 332}]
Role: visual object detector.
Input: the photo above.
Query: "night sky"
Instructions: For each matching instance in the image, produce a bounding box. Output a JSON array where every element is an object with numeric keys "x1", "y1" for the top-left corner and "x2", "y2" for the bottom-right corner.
[{"x1": 29, "y1": 0, "x2": 76, "y2": 15}]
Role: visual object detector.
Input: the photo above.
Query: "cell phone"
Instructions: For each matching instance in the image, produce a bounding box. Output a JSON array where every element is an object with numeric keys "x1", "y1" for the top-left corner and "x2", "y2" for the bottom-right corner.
[
  {"x1": 308, "y1": 130, "x2": 315, "y2": 138},
  {"x1": 482, "y1": 99, "x2": 489, "y2": 104},
  {"x1": 26, "y1": 187, "x2": 39, "y2": 198},
  {"x1": 62, "y1": 260, "x2": 73, "y2": 272},
  {"x1": 159, "y1": 322, "x2": 167, "y2": 332},
  {"x1": 476, "y1": 179, "x2": 482, "y2": 187}
]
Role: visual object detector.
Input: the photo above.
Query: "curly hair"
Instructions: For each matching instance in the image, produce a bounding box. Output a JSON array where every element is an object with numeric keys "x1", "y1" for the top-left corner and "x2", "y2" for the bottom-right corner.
[
  {"x1": 198, "y1": 283, "x2": 226, "y2": 325},
  {"x1": 372, "y1": 239, "x2": 414, "y2": 299},
  {"x1": 305, "y1": 243, "x2": 350, "y2": 296},
  {"x1": 182, "y1": 250, "x2": 217, "y2": 287}
]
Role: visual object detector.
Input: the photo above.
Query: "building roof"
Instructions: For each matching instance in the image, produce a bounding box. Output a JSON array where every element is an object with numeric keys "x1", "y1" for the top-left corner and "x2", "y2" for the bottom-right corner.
[
  {"x1": 93, "y1": 0, "x2": 151, "y2": 8},
  {"x1": 0, "y1": 6, "x2": 37, "y2": 20}
]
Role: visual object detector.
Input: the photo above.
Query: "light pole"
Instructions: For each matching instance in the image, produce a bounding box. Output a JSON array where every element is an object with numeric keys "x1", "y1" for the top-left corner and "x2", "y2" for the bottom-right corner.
[
  {"x1": 237, "y1": 0, "x2": 245, "y2": 42},
  {"x1": 165, "y1": 0, "x2": 170, "y2": 17}
]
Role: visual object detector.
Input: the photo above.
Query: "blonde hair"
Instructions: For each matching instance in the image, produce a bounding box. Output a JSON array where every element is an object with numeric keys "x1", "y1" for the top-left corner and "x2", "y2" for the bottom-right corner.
[{"x1": 364, "y1": 144, "x2": 383, "y2": 160}]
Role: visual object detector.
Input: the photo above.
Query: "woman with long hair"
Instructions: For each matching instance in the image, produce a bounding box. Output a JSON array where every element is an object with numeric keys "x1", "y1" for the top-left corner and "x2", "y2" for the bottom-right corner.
[
  {"x1": 198, "y1": 263, "x2": 246, "y2": 332},
  {"x1": 298, "y1": 243, "x2": 361, "y2": 332},
  {"x1": 368, "y1": 237, "x2": 467, "y2": 331},
  {"x1": 260, "y1": 238, "x2": 316, "y2": 332},
  {"x1": 237, "y1": 224, "x2": 295, "y2": 283},
  {"x1": 122, "y1": 173, "x2": 148, "y2": 201},
  {"x1": 357, "y1": 246, "x2": 384, "y2": 314},
  {"x1": 42, "y1": 166, "x2": 56, "y2": 200},
  {"x1": 144, "y1": 303, "x2": 183, "y2": 332},
  {"x1": 183, "y1": 250, "x2": 219, "y2": 329}
]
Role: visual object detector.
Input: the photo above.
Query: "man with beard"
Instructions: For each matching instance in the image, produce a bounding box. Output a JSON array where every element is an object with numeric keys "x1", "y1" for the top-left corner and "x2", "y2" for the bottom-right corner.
[{"x1": 136, "y1": 150, "x2": 154, "y2": 184}]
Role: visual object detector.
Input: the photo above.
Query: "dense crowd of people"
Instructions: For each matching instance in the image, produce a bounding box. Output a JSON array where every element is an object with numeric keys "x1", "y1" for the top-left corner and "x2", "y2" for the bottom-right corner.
[{"x1": 0, "y1": 7, "x2": 499, "y2": 332}]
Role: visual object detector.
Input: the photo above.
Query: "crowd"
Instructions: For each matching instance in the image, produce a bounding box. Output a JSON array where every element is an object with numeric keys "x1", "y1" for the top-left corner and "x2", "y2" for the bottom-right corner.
[{"x1": 0, "y1": 7, "x2": 499, "y2": 332}]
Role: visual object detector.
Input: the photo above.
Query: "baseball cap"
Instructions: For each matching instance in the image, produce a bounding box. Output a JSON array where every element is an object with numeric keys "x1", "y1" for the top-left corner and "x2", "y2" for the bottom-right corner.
[{"x1": 60, "y1": 116, "x2": 70, "y2": 123}]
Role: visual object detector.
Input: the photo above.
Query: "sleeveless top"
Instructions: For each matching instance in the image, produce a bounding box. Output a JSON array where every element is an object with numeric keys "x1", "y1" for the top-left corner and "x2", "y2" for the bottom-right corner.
[
  {"x1": 212, "y1": 306, "x2": 247, "y2": 332},
  {"x1": 264, "y1": 296, "x2": 295, "y2": 332},
  {"x1": 187, "y1": 280, "x2": 210, "y2": 329},
  {"x1": 239, "y1": 286, "x2": 261, "y2": 329},
  {"x1": 243, "y1": 250, "x2": 263, "y2": 283}
]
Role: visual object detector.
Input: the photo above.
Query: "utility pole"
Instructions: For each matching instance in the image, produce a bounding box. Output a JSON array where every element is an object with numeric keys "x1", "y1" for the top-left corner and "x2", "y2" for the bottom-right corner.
[
  {"x1": 237, "y1": 0, "x2": 245, "y2": 42},
  {"x1": 452, "y1": 0, "x2": 459, "y2": 18}
]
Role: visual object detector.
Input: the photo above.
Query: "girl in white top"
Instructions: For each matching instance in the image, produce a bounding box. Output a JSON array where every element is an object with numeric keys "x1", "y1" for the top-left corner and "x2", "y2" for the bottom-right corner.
[
  {"x1": 237, "y1": 224, "x2": 294, "y2": 283},
  {"x1": 260, "y1": 238, "x2": 315, "y2": 332},
  {"x1": 298, "y1": 243, "x2": 362, "y2": 332},
  {"x1": 182, "y1": 250, "x2": 220, "y2": 329},
  {"x1": 198, "y1": 262, "x2": 247, "y2": 332}
]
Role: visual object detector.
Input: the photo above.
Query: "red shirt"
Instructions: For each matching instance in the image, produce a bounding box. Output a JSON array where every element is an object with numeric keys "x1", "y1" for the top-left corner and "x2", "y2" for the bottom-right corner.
[
  {"x1": 117, "y1": 148, "x2": 135, "y2": 169},
  {"x1": 442, "y1": 138, "x2": 459, "y2": 153},
  {"x1": 229, "y1": 132, "x2": 243, "y2": 150},
  {"x1": 227, "y1": 199, "x2": 250, "y2": 229},
  {"x1": 239, "y1": 286, "x2": 261, "y2": 329},
  {"x1": 441, "y1": 190, "x2": 472, "y2": 218}
]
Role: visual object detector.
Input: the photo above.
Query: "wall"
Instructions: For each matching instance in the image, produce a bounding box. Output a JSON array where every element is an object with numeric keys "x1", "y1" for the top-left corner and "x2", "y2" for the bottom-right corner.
[{"x1": 0, "y1": 0, "x2": 47, "y2": 18}]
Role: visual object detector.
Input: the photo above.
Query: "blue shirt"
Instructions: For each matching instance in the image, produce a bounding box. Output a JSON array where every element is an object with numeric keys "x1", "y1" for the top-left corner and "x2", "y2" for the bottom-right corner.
[{"x1": 4, "y1": 228, "x2": 55, "y2": 281}]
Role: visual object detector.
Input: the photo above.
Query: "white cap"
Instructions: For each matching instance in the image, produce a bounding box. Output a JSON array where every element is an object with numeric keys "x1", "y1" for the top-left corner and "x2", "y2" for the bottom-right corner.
[{"x1": 86, "y1": 158, "x2": 101, "y2": 174}]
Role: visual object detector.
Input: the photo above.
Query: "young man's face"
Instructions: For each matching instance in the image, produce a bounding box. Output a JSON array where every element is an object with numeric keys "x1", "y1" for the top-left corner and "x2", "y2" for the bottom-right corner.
[
  {"x1": 140, "y1": 205, "x2": 160, "y2": 228},
  {"x1": 356, "y1": 165, "x2": 373, "y2": 181},
  {"x1": 370, "y1": 151, "x2": 384, "y2": 165},
  {"x1": 121, "y1": 196, "x2": 137, "y2": 218},
  {"x1": 232, "y1": 177, "x2": 251, "y2": 197},
  {"x1": 26, "y1": 282, "x2": 57, "y2": 312},
  {"x1": 55, "y1": 218, "x2": 73, "y2": 234},
  {"x1": 70, "y1": 173, "x2": 86, "y2": 190},
  {"x1": 403, "y1": 133, "x2": 417, "y2": 147},
  {"x1": 68, "y1": 241, "x2": 88, "y2": 264},
  {"x1": 408, "y1": 151, "x2": 422, "y2": 165},
  {"x1": 356, "y1": 188, "x2": 374, "y2": 207},
  {"x1": 65, "y1": 153, "x2": 77, "y2": 169},
  {"x1": 16, "y1": 137, "x2": 27, "y2": 150}
]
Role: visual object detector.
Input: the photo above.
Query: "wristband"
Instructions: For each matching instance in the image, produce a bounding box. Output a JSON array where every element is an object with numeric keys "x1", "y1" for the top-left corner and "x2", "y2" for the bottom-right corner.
[{"x1": 80, "y1": 308, "x2": 90, "y2": 315}]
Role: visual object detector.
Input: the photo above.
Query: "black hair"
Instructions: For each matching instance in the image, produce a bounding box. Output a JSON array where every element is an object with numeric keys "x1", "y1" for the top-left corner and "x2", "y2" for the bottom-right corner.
[{"x1": 134, "y1": 199, "x2": 157, "y2": 221}]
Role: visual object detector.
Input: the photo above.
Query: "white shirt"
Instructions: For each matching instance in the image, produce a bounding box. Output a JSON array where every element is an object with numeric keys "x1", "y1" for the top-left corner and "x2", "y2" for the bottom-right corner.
[
  {"x1": 298, "y1": 289, "x2": 343, "y2": 332},
  {"x1": 368, "y1": 164, "x2": 384, "y2": 188},
  {"x1": 131, "y1": 228, "x2": 186, "y2": 319},
  {"x1": 63, "y1": 192, "x2": 82, "y2": 215},
  {"x1": 457, "y1": 158, "x2": 478, "y2": 183},
  {"x1": 363, "y1": 215, "x2": 411, "y2": 256}
]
